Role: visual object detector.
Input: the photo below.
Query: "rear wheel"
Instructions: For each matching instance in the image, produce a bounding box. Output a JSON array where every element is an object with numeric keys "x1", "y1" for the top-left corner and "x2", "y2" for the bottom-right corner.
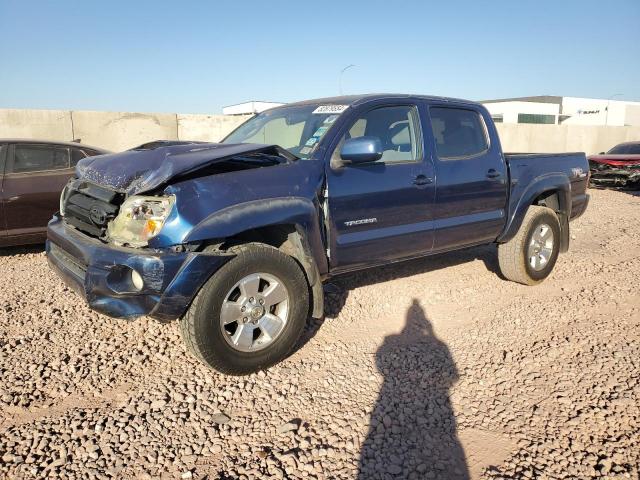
[
  {"x1": 498, "y1": 206, "x2": 561, "y2": 285},
  {"x1": 180, "y1": 243, "x2": 309, "y2": 375}
]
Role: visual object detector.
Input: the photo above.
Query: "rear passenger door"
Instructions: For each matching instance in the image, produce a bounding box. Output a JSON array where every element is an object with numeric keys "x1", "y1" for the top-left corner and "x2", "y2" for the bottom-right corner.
[
  {"x1": 2, "y1": 143, "x2": 76, "y2": 240},
  {"x1": 428, "y1": 105, "x2": 508, "y2": 250}
]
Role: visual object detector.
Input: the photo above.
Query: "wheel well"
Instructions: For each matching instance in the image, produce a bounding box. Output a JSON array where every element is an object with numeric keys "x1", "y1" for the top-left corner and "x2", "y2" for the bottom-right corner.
[
  {"x1": 532, "y1": 190, "x2": 570, "y2": 253},
  {"x1": 221, "y1": 224, "x2": 293, "y2": 251},
  {"x1": 533, "y1": 191, "x2": 561, "y2": 212},
  {"x1": 219, "y1": 224, "x2": 324, "y2": 319}
]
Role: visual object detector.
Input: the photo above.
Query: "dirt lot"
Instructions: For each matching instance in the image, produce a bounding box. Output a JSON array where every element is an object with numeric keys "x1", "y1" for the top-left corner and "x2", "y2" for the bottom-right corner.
[{"x1": 1, "y1": 188, "x2": 639, "y2": 480}]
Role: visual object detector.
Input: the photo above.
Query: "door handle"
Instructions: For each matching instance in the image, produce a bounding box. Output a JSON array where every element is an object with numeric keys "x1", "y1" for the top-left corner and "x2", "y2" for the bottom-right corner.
[
  {"x1": 413, "y1": 174, "x2": 433, "y2": 186},
  {"x1": 486, "y1": 169, "x2": 501, "y2": 179}
]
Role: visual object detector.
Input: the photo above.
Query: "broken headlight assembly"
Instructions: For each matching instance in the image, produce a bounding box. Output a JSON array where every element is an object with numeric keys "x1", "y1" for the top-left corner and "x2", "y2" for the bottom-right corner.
[{"x1": 107, "y1": 195, "x2": 175, "y2": 247}]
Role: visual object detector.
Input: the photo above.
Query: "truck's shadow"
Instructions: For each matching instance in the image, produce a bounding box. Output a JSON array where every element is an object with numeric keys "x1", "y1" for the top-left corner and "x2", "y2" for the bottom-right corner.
[
  {"x1": 297, "y1": 243, "x2": 499, "y2": 349},
  {"x1": 325, "y1": 243, "x2": 499, "y2": 318},
  {"x1": 357, "y1": 299, "x2": 469, "y2": 479}
]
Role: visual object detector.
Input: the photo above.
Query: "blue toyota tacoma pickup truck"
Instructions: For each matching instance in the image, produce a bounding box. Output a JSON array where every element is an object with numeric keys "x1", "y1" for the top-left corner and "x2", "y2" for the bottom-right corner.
[{"x1": 47, "y1": 94, "x2": 589, "y2": 374}]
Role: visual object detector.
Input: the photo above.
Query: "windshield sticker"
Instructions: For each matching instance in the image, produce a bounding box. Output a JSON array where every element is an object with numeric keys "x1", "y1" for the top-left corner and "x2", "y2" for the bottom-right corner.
[
  {"x1": 312, "y1": 105, "x2": 349, "y2": 115},
  {"x1": 300, "y1": 146, "x2": 312, "y2": 155},
  {"x1": 305, "y1": 137, "x2": 318, "y2": 147},
  {"x1": 323, "y1": 114, "x2": 339, "y2": 124},
  {"x1": 312, "y1": 126, "x2": 329, "y2": 137}
]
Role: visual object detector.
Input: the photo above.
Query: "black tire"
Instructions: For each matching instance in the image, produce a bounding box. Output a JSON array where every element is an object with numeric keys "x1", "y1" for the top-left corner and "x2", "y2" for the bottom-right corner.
[
  {"x1": 180, "y1": 243, "x2": 309, "y2": 375},
  {"x1": 498, "y1": 206, "x2": 561, "y2": 285}
]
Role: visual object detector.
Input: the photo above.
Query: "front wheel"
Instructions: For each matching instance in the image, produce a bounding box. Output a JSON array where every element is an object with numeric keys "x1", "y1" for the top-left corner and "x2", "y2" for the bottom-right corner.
[
  {"x1": 180, "y1": 243, "x2": 309, "y2": 375},
  {"x1": 498, "y1": 206, "x2": 561, "y2": 285}
]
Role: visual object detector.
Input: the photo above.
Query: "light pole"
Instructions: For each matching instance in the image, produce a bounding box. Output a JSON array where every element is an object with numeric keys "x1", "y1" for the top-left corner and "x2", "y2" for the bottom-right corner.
[
  {"x1": 605, "y1": 93, "x2": 623, "y2": 126},
  {"x1": 339, "y1": 64, "x2": 356, "y2": 95}
]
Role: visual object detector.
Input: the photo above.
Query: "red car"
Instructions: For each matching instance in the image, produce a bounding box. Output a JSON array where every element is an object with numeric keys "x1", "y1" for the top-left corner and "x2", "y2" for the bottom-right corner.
[
  {"x1": 1, "y1": 139, "x2": 109, "y2": 247},
  {"x1": 588, "y1": 141, "x2": 640, "y2": 189}
]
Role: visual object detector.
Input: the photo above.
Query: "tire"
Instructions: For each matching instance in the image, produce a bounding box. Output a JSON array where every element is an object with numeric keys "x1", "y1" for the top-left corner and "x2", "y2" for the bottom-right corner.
[
  {"x1": 498, "y1": 206, "x2": 561, "y2": 286},
  {"x1": 180, "y1": 243, "x2": 309, "y2": 375}
]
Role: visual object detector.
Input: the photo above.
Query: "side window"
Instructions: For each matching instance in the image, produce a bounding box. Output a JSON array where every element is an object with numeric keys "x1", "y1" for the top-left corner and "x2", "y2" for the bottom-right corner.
[
  {"x1": 336, "y1": 105, "x2": 421, "y2": 164},
  {"x1": 70, "y1": 148, "x2": 87, "y2": 166},
  {"x1": 429, "y1": 107, "x2": 489, "y2": 159},
  {"x1": 0, "y1": 144, "x2": 7, "y2": 175},
  {"x1": 10, "y1": 145, "x2": 70, "y2": 173}
]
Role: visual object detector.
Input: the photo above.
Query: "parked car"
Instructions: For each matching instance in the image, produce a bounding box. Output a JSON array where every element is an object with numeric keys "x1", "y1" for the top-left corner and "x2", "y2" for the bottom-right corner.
[
  {"x1": 46, "y1": 94, "x2": 589, "y2": 374},
  {"x1": 588, "y1": 141, "x2": 640, "y2": 189},
  {"x1": 0, "y1": 139, "x2": 109, "y2": 246}
]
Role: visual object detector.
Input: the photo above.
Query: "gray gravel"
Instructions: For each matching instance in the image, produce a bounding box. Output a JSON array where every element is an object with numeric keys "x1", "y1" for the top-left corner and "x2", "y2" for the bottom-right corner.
[{"x1": 1, "y1": 188, "x2": 639, "y2": 479}]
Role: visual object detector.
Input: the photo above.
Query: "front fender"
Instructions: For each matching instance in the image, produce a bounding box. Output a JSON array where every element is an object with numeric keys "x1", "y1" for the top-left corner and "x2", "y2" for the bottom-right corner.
[
  {"x1": 184, "y1": 197, "x2": 328, "y2": 275},
  {"x1": 497, "y1": 173, "x2": 571, "y2": 245}
]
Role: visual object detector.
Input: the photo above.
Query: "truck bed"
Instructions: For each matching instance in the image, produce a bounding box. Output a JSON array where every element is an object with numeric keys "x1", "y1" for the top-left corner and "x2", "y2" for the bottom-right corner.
[{"x1": 503, "y1": 151, "x2": 590, "y2": 228}]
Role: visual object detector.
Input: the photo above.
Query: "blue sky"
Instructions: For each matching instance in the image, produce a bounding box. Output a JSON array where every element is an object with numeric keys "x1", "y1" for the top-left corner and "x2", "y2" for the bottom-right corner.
[{"x1": 1, "y1": 0, "x2": 638, "y2": 114}]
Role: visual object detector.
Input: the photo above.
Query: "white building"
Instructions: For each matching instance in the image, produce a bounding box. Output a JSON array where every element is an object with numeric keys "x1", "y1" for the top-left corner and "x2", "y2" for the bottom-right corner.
[
  {"x1": 222, "y1": 101, "x2": 284, "y2": 115},
  {"x1": 482, "y1": 96, "x2": 640, "y2": 126}
]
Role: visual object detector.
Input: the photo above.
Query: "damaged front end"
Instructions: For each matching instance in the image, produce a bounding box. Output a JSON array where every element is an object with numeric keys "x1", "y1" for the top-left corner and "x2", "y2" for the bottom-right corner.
[
  {"x1": 47, "y1": 141, "x2": 300, "y2": 320},
  {"x1": 589, "y1": 160, "x2": 640, "y2": 189},
  {"x1": 62, "y1": 142, "x2": 295, "y2": 247}
]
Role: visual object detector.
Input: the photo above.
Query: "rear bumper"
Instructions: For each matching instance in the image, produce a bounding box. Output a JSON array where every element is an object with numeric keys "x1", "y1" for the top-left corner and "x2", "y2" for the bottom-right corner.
[
  {"x1": 570, "y1": 193, "x2": 590, "y2": 221},
  {"x1": 46, "y1": 216, "x2": 233, "y2": 321}
]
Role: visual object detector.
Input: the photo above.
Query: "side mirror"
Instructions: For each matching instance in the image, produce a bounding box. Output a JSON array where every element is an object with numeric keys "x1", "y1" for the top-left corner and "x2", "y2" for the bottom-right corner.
[{"x1": 340, "y1": 136, "x2": 383, "y2": 164}]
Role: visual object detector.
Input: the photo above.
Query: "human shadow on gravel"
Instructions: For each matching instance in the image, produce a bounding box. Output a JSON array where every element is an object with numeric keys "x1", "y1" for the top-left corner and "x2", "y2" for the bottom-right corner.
[{"x1": 357, "y1": 299, "x2": 469, "y2": 480}]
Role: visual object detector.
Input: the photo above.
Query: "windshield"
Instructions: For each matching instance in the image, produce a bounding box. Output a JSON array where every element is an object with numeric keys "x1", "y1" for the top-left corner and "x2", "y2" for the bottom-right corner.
[
  {"x1": 608, "y1": 143, "x2": 640, "y2": 155},
  {"x1": 222, "y1": 104, "x2": 348, "y2": 159}
]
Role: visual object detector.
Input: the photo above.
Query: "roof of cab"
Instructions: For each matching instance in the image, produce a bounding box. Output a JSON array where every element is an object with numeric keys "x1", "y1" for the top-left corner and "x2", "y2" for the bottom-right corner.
[{"x1": 284, "y1": 93, "x2": 481, "y2": 108}]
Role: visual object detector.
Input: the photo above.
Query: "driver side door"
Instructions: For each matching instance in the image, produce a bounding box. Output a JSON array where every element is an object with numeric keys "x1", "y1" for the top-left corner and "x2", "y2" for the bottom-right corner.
[{"x1": 325, "y1": 103, "x2": 436, "y2": 272}]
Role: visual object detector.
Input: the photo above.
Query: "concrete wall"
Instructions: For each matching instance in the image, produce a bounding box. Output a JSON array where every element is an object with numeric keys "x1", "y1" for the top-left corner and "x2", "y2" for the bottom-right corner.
[
  {"x1": 72, "y1": 111, "x2": 179, "y2": 152},
  {"x1": 0, "y1": 109, "x2": 73, "y2": 141},
  {"x1": 0, "y1": 108, "x2": 252, "y2": 152},
  {"x1": 176, "y1": 114, "x2": 249, "y2": 143},
  {"x1": 1, "y1": 108, "x2": 639, "y2": 155},
  {"x1": 496, "y1": 123, "x2": 640, "y2": 155}
]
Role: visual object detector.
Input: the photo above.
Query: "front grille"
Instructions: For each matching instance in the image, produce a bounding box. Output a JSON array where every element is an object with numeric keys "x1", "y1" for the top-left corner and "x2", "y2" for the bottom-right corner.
[
  {"x1": 49, "y1": 243, "x2": 87, "y2": 281},
  {"x1": 62, "y1": 179, "x2": 123, "y2": 238}
]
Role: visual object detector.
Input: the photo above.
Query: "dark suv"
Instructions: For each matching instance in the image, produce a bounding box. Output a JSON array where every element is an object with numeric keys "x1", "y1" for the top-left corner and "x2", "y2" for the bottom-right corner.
[{"x1": 1, "y1": 139, "x2": 109, "y2": 246}]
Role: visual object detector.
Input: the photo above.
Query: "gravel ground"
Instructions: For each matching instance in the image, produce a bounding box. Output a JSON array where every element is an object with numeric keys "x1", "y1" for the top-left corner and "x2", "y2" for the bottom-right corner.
[{"x1": 1, "y1": 188, "x2": 639, "y2": 480}]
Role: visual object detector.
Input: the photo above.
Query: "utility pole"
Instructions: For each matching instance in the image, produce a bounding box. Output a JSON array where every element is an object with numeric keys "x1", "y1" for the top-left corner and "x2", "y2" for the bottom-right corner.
[
  {"x1": 605, "y1": 93, "x2": 623, "y2": 126},
  {"x1": 339, "y1": 64, "x2": 356, "y2": 95}
]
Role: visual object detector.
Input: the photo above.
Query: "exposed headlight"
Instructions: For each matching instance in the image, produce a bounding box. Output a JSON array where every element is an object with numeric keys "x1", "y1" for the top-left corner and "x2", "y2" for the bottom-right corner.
[{"x1": 107, "y1": 195, "x2": 175, "y2": 247}]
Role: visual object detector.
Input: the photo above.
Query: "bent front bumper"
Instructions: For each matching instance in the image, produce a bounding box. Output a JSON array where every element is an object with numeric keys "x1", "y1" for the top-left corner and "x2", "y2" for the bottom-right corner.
[{"x1": 46, "y1": 216, "x2": 232, "y2": 321}]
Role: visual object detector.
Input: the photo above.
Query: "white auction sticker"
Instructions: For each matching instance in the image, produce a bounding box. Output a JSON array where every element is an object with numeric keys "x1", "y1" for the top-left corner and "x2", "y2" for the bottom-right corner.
[{"x1": 312, "y1": 105, "x2": 349, "y2": 115}]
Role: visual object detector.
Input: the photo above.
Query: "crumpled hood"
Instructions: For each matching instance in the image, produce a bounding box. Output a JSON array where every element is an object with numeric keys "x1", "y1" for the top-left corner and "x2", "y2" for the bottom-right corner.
[{"x1": 76, "y1": 142, "x2": 292, "y2": 195}]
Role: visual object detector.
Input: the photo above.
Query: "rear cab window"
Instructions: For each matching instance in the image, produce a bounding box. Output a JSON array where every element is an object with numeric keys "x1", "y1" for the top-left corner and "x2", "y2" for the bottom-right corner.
[{"x1": 429, "y1": 107, "x2": 489, "y2": 159}]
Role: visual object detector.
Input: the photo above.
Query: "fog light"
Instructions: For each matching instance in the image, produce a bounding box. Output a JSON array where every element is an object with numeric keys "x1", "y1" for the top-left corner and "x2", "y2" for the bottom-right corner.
[{"x1": 130, "y1": 269, "x2": 144, "y2": 291}]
